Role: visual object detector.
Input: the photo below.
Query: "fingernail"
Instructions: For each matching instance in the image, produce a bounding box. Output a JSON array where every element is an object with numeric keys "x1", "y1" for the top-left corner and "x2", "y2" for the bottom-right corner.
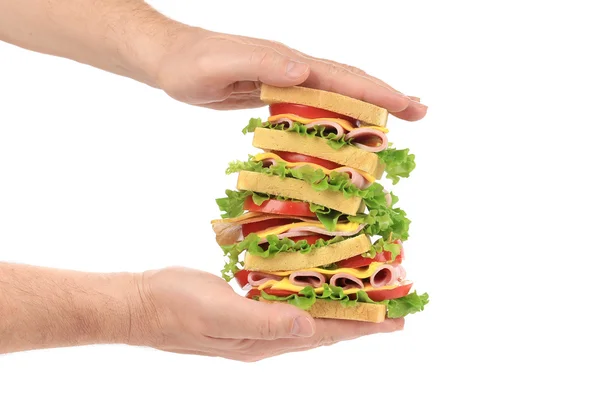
[
  {"x1": 286, "y1": 61, "x2": 309, "y2": 78},
  {"x1": 292, "y1": 316, "x2": 314, "y2": 337},
  {"x1": 408, "y1": 96, "x2": 421, "y2": 103}
]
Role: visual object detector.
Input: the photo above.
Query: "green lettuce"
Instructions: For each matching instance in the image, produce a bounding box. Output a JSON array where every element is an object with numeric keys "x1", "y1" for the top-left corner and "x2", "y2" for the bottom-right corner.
[
  {"x1": 242, "y1": 117, "x2": 416, "y2": 183},
  {"x1": 260, "y1": 284, "x2": 429, "y2": 318}
]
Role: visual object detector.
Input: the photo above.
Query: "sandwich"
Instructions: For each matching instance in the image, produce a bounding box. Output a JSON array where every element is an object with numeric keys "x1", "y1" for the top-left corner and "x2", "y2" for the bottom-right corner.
[{"x1": 212, "y1": 84, "x2": 428, "y2": 323}]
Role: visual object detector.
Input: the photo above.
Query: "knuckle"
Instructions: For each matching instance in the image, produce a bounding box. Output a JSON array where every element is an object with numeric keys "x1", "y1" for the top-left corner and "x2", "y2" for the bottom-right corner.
[{"x1": 258, "y1": 317, "x2": 278, "y2": 340}]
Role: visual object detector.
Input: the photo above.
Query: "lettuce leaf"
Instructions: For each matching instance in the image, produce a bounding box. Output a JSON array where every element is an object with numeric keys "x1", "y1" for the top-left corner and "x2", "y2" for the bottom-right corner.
[
  {"x1": 377, "y1": 147, "x2": 417, "y2": 185},
  {"x1": 260, "y1": 284, "x2": 429, "y2": 318},
  {"x1": 241, "y1": 117, "x2": 416, "y2": 182}
]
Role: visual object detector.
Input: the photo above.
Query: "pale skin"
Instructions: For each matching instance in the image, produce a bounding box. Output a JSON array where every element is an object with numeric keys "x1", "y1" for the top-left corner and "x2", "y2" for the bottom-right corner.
[{"x1": 0, "y1": 0, "x2": 426, "y2": 360}]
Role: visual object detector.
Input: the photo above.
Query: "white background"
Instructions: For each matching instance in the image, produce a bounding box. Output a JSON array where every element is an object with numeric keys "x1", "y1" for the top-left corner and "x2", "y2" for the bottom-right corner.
[{"x1": 1, "y1": 0, "x2": 599, "y2": 399}]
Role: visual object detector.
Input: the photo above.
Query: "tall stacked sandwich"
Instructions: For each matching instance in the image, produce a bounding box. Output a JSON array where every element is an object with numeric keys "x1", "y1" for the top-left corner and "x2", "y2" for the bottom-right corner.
[{"x1": 212, "y1": 85, "x2": 428, "y2": 323}]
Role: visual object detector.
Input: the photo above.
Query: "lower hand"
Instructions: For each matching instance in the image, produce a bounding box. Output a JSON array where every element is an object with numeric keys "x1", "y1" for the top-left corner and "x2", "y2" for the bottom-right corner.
[
  {"x1": 130, "y1": 267, "x2": 404, "y2": 362},
  {"x1": 154, "y1": 28, "x2": 427, "y2": 121}
]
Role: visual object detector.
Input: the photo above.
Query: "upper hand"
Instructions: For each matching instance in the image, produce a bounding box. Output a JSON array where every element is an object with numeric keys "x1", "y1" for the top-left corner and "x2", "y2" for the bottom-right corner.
[
  {"x1": 154, "y1": 28, "x2": 427, "y2": 122},
  {"x1": 130, "y1": 267, "x2": 404, "y2": 362}
]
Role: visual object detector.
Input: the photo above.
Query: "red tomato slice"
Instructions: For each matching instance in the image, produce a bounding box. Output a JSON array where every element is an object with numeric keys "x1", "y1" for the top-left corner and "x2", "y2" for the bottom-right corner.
[
  {"x1": 336, "y1": 244, "x2": 404, "y2": 268},
  {"x1": 365, "y1": 282, "x2": 413, "y2": 302},
  {"x1": 243, "y1": 197, "x2": 316, "y2": 218},
  {"x1": 269, "y1": 103, "x2": 356, "y2": 125},
  {"x1": 241, "y1": 218, "x2": 298, "y2": 237},
  {"x1": 234, "y1": 269, "x2": 250, "y2": 288},
  {"x1": 246, "y1": 288, "x2": 298, "y2": 299},
  {"x1": 273, "y1": 151, "x2": 342, "y2": 170}
]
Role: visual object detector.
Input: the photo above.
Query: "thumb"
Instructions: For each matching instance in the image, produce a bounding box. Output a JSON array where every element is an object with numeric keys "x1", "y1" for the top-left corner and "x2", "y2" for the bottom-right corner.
[
  {"x1": 210, "y1": 294, "x2": 316, "y2": 340},
  {"x1": 221, "y1": 43, "x2": 310, "y2": 87}
]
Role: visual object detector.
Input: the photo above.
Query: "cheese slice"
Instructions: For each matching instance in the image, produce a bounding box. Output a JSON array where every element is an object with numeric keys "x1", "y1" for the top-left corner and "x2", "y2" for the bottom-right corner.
[
  {"x1": 256, "y1": 220, "x2": 361, "y2": 238},
  {"x1": 268, "y1": 114, "x2": 389, "y2": 134},
  {"x1": 257, "y1": 277, "x2": 398, "y2": 295},
  {"x1": 254, "y1": 152, "x2": 376, "y2": 183},
  {"x1": 268, "y1": 262, "x2": 385, "y2": 278}
]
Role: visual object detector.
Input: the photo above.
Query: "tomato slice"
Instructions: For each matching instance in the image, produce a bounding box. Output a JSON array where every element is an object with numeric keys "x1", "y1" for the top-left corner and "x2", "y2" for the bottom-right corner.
[
  {"x1": 234, "y1": 269, "x2": 250, "y2": 288},
  {"x1": 246, "y1": 288, "x2": 298, "y2": 299},
  {"x1": 335, "y1": 244, "x2": 404, "y2": 268},
  {"x1": 243, "y1": 197, "x2": 316, "y2": 218},
  {"x1": 273, "y1": 151, "x2": 342, "y2": 170},
  {"x1": 365, "y1": 282, "x2": 413, "y2": 302},
  {"x1": 241, "y1": 218, "x2": 298, "y2": 237},
  {"x1": 269, "y1": 103, "x2": 356, "y2": 125}
]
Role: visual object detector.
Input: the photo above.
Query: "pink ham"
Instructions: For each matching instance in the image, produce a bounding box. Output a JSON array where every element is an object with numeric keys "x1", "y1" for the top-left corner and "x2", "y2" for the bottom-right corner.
[
  {"x1": 271, "y1": 118, "x2": 295, "y2": 129},
  {"x1": 395, "y1": 265, "x2": 407, "y2": 281},
  {"x1": 334, "y1": 167, "x2": 372, "y2": 189},
  {"x1": 330, "y1": 273, "x2": 365, "y2": 290},
  {"x1": 345, "y1": 128, "x2": 388, "y2": 152},
  {"x1": 289, "y1": 271, "x2": 326, "y2": 288},
  {"x1": 370, "y1": 264, "x2": 399, "y2": 288},
  {"x1": 304, "y1": 120, "x2": 345, "y2": 140},
  {"x1": 247, "y1": 272, "x2": 283, "y2": 287},
  {"x1": 257, "y1": 223, "x2": 366, "y2": 243}
]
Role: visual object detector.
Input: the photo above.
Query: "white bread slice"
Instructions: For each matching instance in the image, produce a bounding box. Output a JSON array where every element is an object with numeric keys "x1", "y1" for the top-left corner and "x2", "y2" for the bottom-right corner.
[
  {"x1": 244, "y1": 234, "x2": 371, "y2": 272},
  {"x1": 260, "y1": 85, "x2": 389, "y2": 127},
  {"x1": 260, "y1": 298, "x2": 386, "y2": 323},
  {"x1": 236, "y1": 171, "x2": 364, "y2": 216},
  {"x1": 253, "y1": 128, "x2": 385, "y2": 179}
]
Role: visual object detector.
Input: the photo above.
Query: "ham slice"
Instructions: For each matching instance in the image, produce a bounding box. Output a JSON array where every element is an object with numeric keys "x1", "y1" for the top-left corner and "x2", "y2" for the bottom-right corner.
[
  {"x1": 370, "y1": 264, "x2": 407, "y2": 288},
  {"x1": 345, "y1": 128, "x2": 388, "y2": 152},
  {"x1": 257, "y1": 222, "x2": 365, "y2": 243},
  {"x1": 330, "y1": 273, "x2": 365, "y2": 290},
  {"x1": 304, "y1": 121, "x2": 345, "y2": 140},
  {"x1": 211, "y1": 213, "x2": 318, "y2": 245},
  {"x1": 247, "y1": 272, "x2": 283, "y2": 287},
  {"x1": 333, "y1": 167, "x2": 372, "y2": 189},
  {"x1": 289, "y1": 271, "x2": 326, "y2": 288},
  {"x1": 271, "y1": 117, "x2": 295, "y2": 129}
]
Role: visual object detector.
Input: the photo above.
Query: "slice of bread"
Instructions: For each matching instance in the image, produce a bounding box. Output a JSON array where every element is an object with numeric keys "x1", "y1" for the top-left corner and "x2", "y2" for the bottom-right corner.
[
  {"x1": 260, "y1": 85, "x2": 389, "y2": 127},
  {"x1": 244, "y1": 234, "x2": 371, "y2": 272},
  {"x1": 253, "y1": 128, "x2": 385, "y2": 179},
  {"x1": 236, "y1": 171, "x2": 364, "y2": 216},
  {"x1": 260, "y1": 298, "x2": 386, "y2": 323}
]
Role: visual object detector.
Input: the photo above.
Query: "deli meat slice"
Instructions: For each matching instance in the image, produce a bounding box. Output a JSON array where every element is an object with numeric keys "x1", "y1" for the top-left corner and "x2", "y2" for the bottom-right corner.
[
  {"x1": 257, "y1": 223, "x2": 366, "y2": 243},
  {"x1": 247, "y1": 272, "x2": 283, "y2": 286},
  {"x1": 330, "y1": 272, "x2": 365, "y2": 290},
  {"x1": 333, "y1": 167, "x2": 372, "y2": 189},
  {"x1": 289, "y1": 271, "x2": 326, "y2": 288},
  {"x1": 304, "y1": 120, "x2": 345, "y2": 139},
  {"x1": 345, "y1": 128, "x2": 388, "y2": 152},
  {"x1": 211, "y1": 212, "x2": 318, "y2": 245},
  {"x1": 370, "y1": 264, "x2": 407, "y2": 288}
]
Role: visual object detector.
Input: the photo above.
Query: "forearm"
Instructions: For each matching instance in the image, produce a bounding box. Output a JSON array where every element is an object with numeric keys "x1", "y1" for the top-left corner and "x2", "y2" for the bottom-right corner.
[
  {"x1": 0, "y1": 262, "x2": 144, "y2": 354},
  {"x1": 0, "y1": 0, "x2": 187, "y2": 86}
]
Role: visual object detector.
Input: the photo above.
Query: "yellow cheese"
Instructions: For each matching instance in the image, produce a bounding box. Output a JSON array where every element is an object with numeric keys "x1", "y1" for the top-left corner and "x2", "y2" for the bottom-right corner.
[
  {"x1": 256, "y1": 221, "x2": 361, "y2": 238},
  {"x1": 268, "y1": 114, "x2": 389, "y2": 134},
  {"x1": 253, "y1": 152, "x2": 376, "y2": 183},
  {"x1": 257, "y1": 277, "x2": 397, "y2": 294}
]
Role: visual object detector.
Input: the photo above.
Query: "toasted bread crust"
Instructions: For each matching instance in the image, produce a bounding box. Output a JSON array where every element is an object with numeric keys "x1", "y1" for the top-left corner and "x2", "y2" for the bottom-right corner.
[
  {"x1": 252, "y1": 128, "x2": 385, "y2": 179},
  {"x1": 244, "y1": 234, "x2": 372, "y2": 272},
  {"x1": 260, "y1": 85, "x2": 389, "y2": 127},
  {"x1": 236, "y1": 171, "x2": 364, "y2": 216},
  {"x1": 260, "y1": 298, "x2": 386, "y2": 323}
]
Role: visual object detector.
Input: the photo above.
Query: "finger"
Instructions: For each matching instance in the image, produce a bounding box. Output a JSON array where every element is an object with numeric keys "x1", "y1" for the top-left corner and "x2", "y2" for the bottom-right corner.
[
  {"x1": 203, "y1": 294, "x2": 316, "y2": 340},
  {"x1": 232, "y1": 81, "x2": 261, "y2": 93},
  {"x1": 392, "y1": 101, "x2": 428, "y2": 122},
  {"x1": 244, "y1": 317, "x2": 405, "y2": 357}
]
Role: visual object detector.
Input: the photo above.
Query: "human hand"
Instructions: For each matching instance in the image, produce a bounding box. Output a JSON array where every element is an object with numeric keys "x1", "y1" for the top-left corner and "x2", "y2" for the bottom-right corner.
[
  {"x1": 131, "y1": 267, "x2": 404, "y2": 362},
  {"x1": 155, "y1": 28, "x2": 426, "y2": 121}
]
